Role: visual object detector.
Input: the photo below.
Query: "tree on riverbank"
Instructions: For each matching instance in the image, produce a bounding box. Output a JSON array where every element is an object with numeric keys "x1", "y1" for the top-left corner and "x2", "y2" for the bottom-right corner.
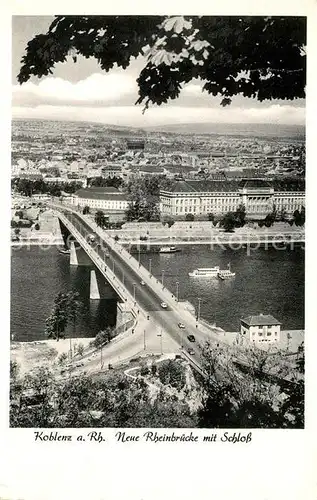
[
  {"x1": 220, "y1": 204, "x2": 246, "y2": 232},
  {"x1": 45, "y1": 291, "x2": 84, "y2": 342},
  {"x1": 221, "y1": 212, "x2": 236, "y2": 232},
  {"x1": 125, "y1": 175, "x2": 174, "y2": 222},
  {"x1": 95, "y1": 210, "x2": 107, "y2": 228},
  {"x1": 293, "y1": 206, "x2": 305, "y2": 226},
  {"x1": 92, "y1": 328, "x2": 114, "y2": 349},
  {"x1": 17, "y1": 16, "x2": 305, "y2": 109}
]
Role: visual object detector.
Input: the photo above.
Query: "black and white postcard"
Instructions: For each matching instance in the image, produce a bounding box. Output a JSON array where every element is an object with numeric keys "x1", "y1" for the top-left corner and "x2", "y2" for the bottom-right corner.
[{"x1": 1, "y1": 2, "x2": 316, "y2": 500}]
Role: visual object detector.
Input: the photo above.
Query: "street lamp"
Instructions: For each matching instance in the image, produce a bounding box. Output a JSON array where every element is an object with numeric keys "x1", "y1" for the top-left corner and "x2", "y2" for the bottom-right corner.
[
  {"x1": 197, "y1": 297, "x2": 201, "y2": 323},
  {"x1": 133, "y1": 283, "x2": 136, "y2": 301},
  {"x1": 161, "y1": 269, "x2": 165, "y2": 287},
  {"x1": 176, "y1": 281, "x2": 179, "y2": 302},
  {"x1": 149, "y1": 258, "x2": 152, "y2": 275},
  {"x1": 157, "y1": 329, "x2": 163, "y2": 354}
]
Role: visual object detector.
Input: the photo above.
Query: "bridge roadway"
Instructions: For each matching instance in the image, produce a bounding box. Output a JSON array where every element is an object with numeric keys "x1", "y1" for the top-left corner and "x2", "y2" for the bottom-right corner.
[{"x1": 55, "y1": 206, "x2": 223, "y2": 365}]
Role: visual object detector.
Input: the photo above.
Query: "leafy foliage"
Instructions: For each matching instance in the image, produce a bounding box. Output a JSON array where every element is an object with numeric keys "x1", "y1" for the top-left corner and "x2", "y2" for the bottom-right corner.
[
  {"x1": 17, "y1": 16, "x2": 306, "y2": 108},
  {"x1": 89, "y1": 176, "x2": 123, "y2": 189},
  {"x1": 158, "y1": 359, "x2": 186, "y2": 390},
  {"x1": 12, "y1": 177, "x2": 82, "y2": 197},
  {"x1": 10, "y1": 366, "x2": 197, "y2": 428},
  {"x1": 94, "y1": 210, "x2": 107, "y2": 227},
  {"x1": 185, "y1": 213, "x2": 195, "y2": 221},
  {"x1": 293, "y1": 206, "x2": 305, "y2": 226},
  {"x1": 93, "y1": 328, "x2": 114, "y2": 349},
  {"x1": 220, "y1": 212, "x2": 236, "y2": 232},
  {"x1": 220, "y1": 204, "x2": 246, "y2": 231},
  {"x1": 125, "y1": 175, "x2": 174, "y2": 221},
  {"x1": 45, "y1": 291, "x2": 84, "y2": 341},
  {"x1": 198, "y1": 341, "x2": 304, "y2": 428}
]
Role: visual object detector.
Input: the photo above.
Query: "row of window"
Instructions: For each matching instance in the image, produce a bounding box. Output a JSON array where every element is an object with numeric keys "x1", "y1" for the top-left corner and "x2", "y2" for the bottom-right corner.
[{"x1": 78, "y1": 199, "x2": 128, "y2": 209}]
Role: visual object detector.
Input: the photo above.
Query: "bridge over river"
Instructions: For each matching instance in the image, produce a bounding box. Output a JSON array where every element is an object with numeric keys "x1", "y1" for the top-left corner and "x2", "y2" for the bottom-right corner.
[
  {"x1": 50, "y1": 203, "x2": 224, "y2": 373},
  {"x1": 49, "y1": 202, "x2": 303, "y2": 389}
]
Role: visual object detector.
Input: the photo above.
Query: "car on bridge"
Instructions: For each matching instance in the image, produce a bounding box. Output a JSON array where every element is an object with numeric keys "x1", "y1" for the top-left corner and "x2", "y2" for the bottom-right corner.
[
  {"x1": 178, "y1": 322, "x2": 185, "y2": 329},
  {"x1": 160, "y1": 302, "x2": 167, "y2": 309},
  {"x1": 187, "y1": 334, "x2": 196, "y2": 342},
  {"x1": 87, "y1": 234, "x2": 96, "y2": 244}
]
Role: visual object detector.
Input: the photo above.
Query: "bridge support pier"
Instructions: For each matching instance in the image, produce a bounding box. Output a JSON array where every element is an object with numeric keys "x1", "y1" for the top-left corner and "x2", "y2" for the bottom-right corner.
[
  {"x1": 70, "y1": 241, "x2": 92, "y2": 266},
  {"x1": 89, "y1": 268, "x2": 119, "y2": 300}
]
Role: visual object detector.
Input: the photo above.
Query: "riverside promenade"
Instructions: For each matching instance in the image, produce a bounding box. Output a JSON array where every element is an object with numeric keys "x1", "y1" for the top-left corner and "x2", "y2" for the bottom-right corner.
[{"x1": 106, "y1": 221, "x2": 305, "y2": 248}]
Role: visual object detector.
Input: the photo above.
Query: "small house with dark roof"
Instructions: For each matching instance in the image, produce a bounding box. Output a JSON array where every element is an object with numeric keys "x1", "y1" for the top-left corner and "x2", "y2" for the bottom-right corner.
[{"x1": 240, "y1": 313, "x2": 281, "y2": 344}]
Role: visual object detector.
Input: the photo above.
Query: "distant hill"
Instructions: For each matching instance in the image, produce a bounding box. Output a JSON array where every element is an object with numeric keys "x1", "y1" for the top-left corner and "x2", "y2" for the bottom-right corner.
[
  {"x1": 12, "y1": 118, "x2": 305, "y2": 140},
  {"x1": 145, "y1": 122, "x2": 305, "y2": 139},
  {"x1": 12, "y1": 118, "x2": 147, "y2": 137}
]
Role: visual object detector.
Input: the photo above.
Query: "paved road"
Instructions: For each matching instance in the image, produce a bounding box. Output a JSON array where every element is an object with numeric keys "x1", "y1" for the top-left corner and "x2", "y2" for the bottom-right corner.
[{"x1": 61, "y1": 210, "x2": 221, "y2": 363}]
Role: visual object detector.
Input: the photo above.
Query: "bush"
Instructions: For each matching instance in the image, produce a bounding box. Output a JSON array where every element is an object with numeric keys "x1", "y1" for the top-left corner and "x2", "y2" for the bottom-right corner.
[
  {"x1": 93, "y1": 329, "x2": 113, "y2": 349},
  {"x1": 208, "y1": 212, "x2": 215, "y2": 222},
  {"x1": 114, "y1": 235, "x2": 120, "y2": 241},
  {"x1": 185, "y1": 213, "x2": 195, "y2": 221},
  {"x1": 76, "y1": 343, "x2": 84, "y2": 356},
  {"x1": 140, "y1": 365, "x2": 150, "y2": 376},
  {"x1": 34, "y1": 223, "x2": 40, "y2": 230},
  {"x1": 58, "y1": 353, "x2": 68, "y2": 365},
  {"x1": 158, "y1": 360, "x2": 186, "y2": 390}
]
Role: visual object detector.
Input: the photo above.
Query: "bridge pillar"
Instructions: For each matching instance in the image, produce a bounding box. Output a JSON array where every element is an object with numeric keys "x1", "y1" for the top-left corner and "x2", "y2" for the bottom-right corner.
[
  {"x1": 70, "y1": 241, "x2": 92, "y2": 267},
  {"x1": 89, "y1": 268, "x2": 119, "y2": 300},
  {"x1": 90, "y1": 269, "x2": 100, "y2": 300}
]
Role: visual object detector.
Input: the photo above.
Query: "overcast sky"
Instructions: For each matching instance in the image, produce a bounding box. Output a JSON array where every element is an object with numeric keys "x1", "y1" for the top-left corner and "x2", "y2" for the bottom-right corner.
[{"x1": 12, "y1": 16, "x2": 306, "y2": 127}]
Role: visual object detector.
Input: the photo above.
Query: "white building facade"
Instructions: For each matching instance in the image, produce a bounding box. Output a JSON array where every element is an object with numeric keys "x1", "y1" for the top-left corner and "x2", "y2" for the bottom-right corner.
[
  {"x1": 70, "y1": 187, "x2": 129, "y2": 213},
  {"x1": 160, "y1": 180, "x2": 305, "y2": 217},
  {"x1": 240, "y1": 314, "x2": 281, "y2": 344}
]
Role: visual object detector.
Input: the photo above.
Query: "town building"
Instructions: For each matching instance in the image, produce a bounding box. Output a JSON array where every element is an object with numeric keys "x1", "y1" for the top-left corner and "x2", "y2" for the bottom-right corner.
[
  {"x1": 100, "y1": 164, "x2": 123, "y2": 178},
  {"x1": 160, "y1": 179, "x2": 305, "y2": 218},
  {"x1": 126, "y1": 139, "x2": 145, "y2": 151},
  {"x1": 240, "y1": 314, "x2": 281, "y2": 344},
  {"x1": 69, "y1": 186, "x2": 129, "y2": 221}
]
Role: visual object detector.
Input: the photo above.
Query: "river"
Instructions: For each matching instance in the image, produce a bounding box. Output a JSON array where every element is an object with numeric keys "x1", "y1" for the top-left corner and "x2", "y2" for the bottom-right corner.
[{"x1": 11, "y1": 244, "x2": 304, "y2": 341}]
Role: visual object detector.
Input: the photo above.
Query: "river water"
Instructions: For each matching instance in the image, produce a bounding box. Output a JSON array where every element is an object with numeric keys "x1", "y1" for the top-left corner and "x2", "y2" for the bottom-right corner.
[{"x1": 11, "y1": 244, "x2": 304, "y2": 341}]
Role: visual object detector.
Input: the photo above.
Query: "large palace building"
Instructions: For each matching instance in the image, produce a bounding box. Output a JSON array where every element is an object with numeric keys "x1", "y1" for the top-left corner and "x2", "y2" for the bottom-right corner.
[{"x1": 160, "y1": 179, "x2": 305, "y2": 218}]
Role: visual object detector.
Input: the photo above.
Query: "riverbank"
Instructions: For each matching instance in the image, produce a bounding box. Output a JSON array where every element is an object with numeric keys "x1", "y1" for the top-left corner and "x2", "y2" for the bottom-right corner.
[
  {"x1": 11, "y1": 240, "x2": 64, "y2": 247},
  {"x1": 106, "y1": 221, "x2": 305, "y2": 246},
  {"x1": 217, "y1": 329, "x2": 304, "y2": 352},
  {"x1": 11, "y1": 338, "x2": 93, "y2": 376}
]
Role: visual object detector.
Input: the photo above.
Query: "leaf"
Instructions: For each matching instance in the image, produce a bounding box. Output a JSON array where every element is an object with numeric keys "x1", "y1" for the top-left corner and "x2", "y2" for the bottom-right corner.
[
  {"x1": 221, "y1": 97, "x2": 232, "y2": 106},
  {"x1": 162, "y1": 16, "x2": 192, "y2": 34}
]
